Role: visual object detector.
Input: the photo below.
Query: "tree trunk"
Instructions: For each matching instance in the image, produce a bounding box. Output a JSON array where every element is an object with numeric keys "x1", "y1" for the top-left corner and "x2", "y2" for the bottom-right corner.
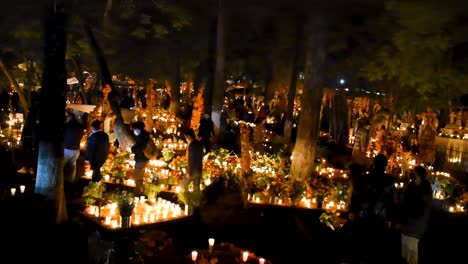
[
  {"x1": 284, "y1": 18, "x2": 304, "y2": 141},
  {"x1": 330, "y1": 91, "x2": 349, "y2": 146},
  {"x1": 290, "y1": 15, "x2": 327, "y2": 181},
  {"x1": 103, "y1": 0, "x2": 112, "y2": 32},
  {"x1": 211, "y1": 0, "x2": 225, "y2": 138},
  {"x1": 84, "y1": 24, "x2": 135, "y2": 150},
  {"x1": 34, "y1": 3, "x2": 68, "y2": 223},
  {"x1": 0, "y1": 59, "x2": 29, "y2": 116},
  {"x1": 168, "y1": 43, "x2": 181, "y2": 114}
]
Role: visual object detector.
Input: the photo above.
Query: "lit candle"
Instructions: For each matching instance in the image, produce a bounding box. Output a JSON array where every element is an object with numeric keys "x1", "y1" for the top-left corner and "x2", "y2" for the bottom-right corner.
[
  {"x1": 208, "y1": 238, "x2": 215, "y2": 250},
  {"x1": 259, "y1": 258, "x2": 265, "y2": 264},
  {"x1": 20, "y1": 185, "x2": 25, "y2": 193},
  {"x1": 134, "y1": 214, "x2": 141, "y2": 225},
  {"x1": 242, "y1": 251, "x2": 249, "y2": 262},
  {"x1": 185, "y1": 205, "x2": 189, "y2": 216},
  {"x1": 10, "y1": 188, "x2": 16, "y2": 196},
  {"x1": 103, "y1": 174, "x2": 110, "y2": 181},
  {"x1": 191, "y1": 251, "x2": 198, "y2": 261}
]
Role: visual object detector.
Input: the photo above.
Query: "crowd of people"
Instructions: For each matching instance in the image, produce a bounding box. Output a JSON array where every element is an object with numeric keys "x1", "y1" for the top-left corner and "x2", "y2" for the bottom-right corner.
[{"x1": 343, "y1": 154, "x2": 433, "y2": 264}]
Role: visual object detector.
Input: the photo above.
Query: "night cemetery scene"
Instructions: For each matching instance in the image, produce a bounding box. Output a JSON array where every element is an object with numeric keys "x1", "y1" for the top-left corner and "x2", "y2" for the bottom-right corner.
[{"x1": 0, "y1": 1, "x2": 467, "y2": 264}]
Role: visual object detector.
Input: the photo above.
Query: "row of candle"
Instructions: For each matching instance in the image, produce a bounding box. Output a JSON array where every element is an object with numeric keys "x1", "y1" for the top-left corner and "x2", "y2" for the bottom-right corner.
[
  {"x1": 86, "y1": 197, "x2": 189, "y2": 228},
  {"x1": 449, "y1": 204, "x2": 465, "y2": 213},
  {"x1": 162, "y1": 142, "x2": 187, "y2": 150},
  {"x1": 10, "y1": 185, "x2": 26, "y2": 196},
  {"x1": 247, "y1": 194, "x2": 347, "y2": 211},
  {"x1": 190, "y1": 238, "x2": 266, "y2": 263}
]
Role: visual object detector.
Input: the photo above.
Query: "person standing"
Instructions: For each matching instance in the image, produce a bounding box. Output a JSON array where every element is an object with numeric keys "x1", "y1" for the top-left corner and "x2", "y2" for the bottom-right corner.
[
  {"x1": 85, "y1": 120, "x2": 110, "y2": 182},
  {"x1": 198, "y1": 113, "x2": 215, "y2": 153},
  {"x1": 63, "y1": 112, "x2": 86, "y2": 184},
  {"x1": 352, "y1": 120, "x2": 370, "y2": 166},
  {"x1": 130, "y1": 121, "x2": 150, "y2": 195},
  {"x1": 399, "y1": 166, "x2": 433, "y2": 264},
  {"x1": 184, "y1": 129, "x2": 204, "y2": 191}
]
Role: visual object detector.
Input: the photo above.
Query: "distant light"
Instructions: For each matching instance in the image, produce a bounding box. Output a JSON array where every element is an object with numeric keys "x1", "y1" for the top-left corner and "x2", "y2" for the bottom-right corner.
[
  {"x1": 345, "y1": 88, "x2": 349, "y2": 92},
  {"x1": 339, "y1": 79, "x2": 345, "y2": 85}
]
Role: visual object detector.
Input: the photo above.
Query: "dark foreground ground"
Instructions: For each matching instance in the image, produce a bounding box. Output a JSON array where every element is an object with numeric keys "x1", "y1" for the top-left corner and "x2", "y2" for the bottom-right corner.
[{"x1": 0, "y1": 178, "x2": 467, "y2": 264}]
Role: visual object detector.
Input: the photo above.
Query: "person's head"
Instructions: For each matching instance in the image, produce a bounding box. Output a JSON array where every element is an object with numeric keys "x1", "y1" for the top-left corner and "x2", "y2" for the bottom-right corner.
[
  {"x1": 373, "y1": 154, "x2": 388, "y2": 170},
  {"x1": 413, "y1": 166, "x2": 427, "y2": 185},
  {"x1": 204, "y1": 113, "x2": 211, "y2": 119},
  {"x1": 184, "y1": 129, "x2": 196, "y2": 142},
  {"x1": 91, "y1": 120, "x2": 101, "y2": 131},
  {"x1": 131, "y1": 121, "x2": 145, "y2": 136}
]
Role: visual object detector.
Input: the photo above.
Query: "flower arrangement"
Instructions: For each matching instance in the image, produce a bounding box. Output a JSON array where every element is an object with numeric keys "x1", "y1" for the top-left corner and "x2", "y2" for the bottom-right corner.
[
  {"x1": 169, "y1": 155, "x2": 187, "y2": 170},
  {"x1": 82, "y1": 181, "x2": 105, "y2": 206},
  {"x1": 204, "y1": 147, "x2": 233, "y2": 164},
  {"x1": 287, "y1": 178, "x2": 307, "y2": 205},
  {"x1": 101, "y1": 151, "x2": 131, "y2": 179},
  {"x1": 162, "y1": 148, "x2": 176, "y2": 162},
  {"x1": 178, "y1": 189, "x2": 203, "y2": 208},
  {"x1": 319, "y1": 210, "x2": 345, "y2": 230},
  {"x1": 145, "y1": 177, "x2": 162, "y2": 200}
]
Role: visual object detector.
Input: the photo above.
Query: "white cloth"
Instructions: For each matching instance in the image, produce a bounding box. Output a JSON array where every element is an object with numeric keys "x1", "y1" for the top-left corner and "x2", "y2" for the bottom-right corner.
[{"x1": 401, "y1": 234, "x2": 419, "y2": 264}]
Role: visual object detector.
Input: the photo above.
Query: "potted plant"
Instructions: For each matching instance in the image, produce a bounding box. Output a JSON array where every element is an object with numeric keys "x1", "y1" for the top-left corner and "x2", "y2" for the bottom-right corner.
[{"x1": 117, "y1": 191, "x2": 135, "y2": 228}]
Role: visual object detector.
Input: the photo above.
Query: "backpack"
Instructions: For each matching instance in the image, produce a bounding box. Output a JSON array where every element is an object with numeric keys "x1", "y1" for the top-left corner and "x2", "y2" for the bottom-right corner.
[{"x1": 143, "y1": 135, "x2": 158, "y2": 160}]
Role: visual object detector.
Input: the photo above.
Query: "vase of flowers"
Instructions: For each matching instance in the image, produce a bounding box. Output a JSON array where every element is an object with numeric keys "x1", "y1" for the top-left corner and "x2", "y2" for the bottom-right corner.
[{"x1": 117, "y1": 191, "x2": 135, "y2": 228}]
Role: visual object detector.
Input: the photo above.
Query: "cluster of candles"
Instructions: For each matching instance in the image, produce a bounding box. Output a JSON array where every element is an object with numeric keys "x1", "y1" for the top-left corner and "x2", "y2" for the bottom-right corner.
[
  {"x1": 10, "y1": 185, "x2": 26, "y2": 196},
  {"x1": 317, "y1": 166, "x2": 348, "y2": 179},
  {"x1": 449, "y1": 204, "x2": 465, "y2": 213},
  {"x1": 190, "y1": 238, "x2": 266, "y2": 264},
  {"x1": 247, "y1": 194, "x2": 347, "y2": 211},
  {"x1": 433, "y1": 171, "x2": 451, "y2": 178},
  {"x1": 86, "y1": 197, "x2": 189, "y2": 228},
  {"x1": 1, "y1": 113, "x2": 24, "y2": 147},
  {"x1": 162, "y1": 141, "x2": 187, "y2": 151}
]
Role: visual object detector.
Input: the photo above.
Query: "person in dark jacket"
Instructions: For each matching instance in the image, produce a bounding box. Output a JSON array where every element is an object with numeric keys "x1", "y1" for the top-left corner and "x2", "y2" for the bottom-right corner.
[
  {"x1": 130, "y1": 121, "x2": 150, "y2": 195},
  {"x1": 85, "y1": 120, "x2": 109, "y2": 182},
  {"x1": 63, "y1": 112, "x2": 86, "y2": 184},
  {"x1": 184, "y1": 129, "x2": 204, "y2": 191},
  {"x1": 399, "y1": 166, "x2": 433, "y2": 264},
  {"x1": 198, "y1": 113, "x2": 215, "y2": 153}
]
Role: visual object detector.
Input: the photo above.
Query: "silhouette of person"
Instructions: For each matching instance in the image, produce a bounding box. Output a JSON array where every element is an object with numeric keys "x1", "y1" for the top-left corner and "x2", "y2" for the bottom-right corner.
[
  {"x1": 85, "y1": 120, "x2": 109, "y2": 182},
  {"x1": 63, "y1": 112, "x2": 86, "y2": 184},
  {"x1": 130, "y1": 121, "x2": 150, "y2": 195},
  {"x1": 198, "y1": 113, "x2": 215, "y2": 153},
  {"x1": 184, "y1": 129, "x2": 204, "y2": 191}
]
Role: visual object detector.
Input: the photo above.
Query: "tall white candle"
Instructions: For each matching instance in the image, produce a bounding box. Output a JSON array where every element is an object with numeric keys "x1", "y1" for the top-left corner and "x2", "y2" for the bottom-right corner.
[
  {"x1": 191, "y1": 251, "x2": 198, "y2": 261},
  {"x1": 10, "y1": 188, "x2": 16, "y2": 196},
  {"x1": 20, "y1": 185, "x2": 25, "y2": 193},
  {"x1": 208, "y1": 238, "x2": 215, "y2": 249},
  {"x1": 242, "y1": 251, "x2": 249, "y2": 262}
]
